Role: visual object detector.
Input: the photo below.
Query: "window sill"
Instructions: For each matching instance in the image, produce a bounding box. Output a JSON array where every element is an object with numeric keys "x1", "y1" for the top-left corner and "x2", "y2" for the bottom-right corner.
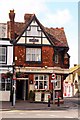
[{"x1": 25, "y1": 61, "x2": 41, "y2": 64}]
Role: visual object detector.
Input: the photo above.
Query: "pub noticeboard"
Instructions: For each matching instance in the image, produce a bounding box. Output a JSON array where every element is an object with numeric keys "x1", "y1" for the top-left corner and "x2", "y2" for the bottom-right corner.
[
  {"x1": 35, "y1": 92, "x2": 41, "y2": 102},
  {"x1": 44, "y1": 93, "x2": 50, "y2": 102}
]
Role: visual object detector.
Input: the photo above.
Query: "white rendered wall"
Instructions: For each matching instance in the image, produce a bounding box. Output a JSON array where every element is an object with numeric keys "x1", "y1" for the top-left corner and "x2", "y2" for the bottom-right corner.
[
  {"x1": 7, "y1": 46, "x2": 13, "y2": 65},
  {"x1": 0, "y1": 91, "x2": 10, "y2": 101}
]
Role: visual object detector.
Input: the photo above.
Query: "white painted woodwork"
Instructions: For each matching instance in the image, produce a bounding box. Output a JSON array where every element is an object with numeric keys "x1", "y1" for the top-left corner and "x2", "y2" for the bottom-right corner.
[
  {"x1": 22, "y1": 32, "x2": 25, "y2": 36},
  {"x1": 30, "y1": 21, "x2": 38, "y2": 26},
  {"x1": 0, "y1": 91, "x2": 10, "y2": 101},
  {"x1": 17, "y1": 19, "x2": 51, "y2": 45},
  {"x1": 0, "y1": 40, "x2": 11, "y2": 45},
  {"x1": 17, "y1": 37, "x2": 25, "y2": 43},
  {"x1": 7, "y1": 46, "x2": 13, "y2": 65},
  {"x1": 42, "y1": 38, "x2": 51, "y2": 45},
  {"x1": 27, "y1": 26, "x2": 41, "y2": 36}
]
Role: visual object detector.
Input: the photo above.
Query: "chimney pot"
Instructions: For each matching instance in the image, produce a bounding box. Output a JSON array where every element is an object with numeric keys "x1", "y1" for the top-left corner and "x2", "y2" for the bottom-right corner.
[
  {"x1": 9, "y1": 9, "x2": 15, "y2": 39},
  {"x1": 9, "y1": 9, "x2": 15, "y2": 21}
]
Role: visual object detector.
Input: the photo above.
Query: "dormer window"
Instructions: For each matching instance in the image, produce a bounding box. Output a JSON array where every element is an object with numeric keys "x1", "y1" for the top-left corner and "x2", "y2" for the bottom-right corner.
[
  {"x1": 64, "y1": 53, "x2": 69, "y2": 64},
  {"x1": 64, "y1": 53, "x2": 68, "y2": 59}
]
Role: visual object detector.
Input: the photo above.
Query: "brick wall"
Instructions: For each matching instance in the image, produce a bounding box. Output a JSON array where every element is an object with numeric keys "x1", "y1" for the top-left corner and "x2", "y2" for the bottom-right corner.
[
  {"x1": 15, "y1": 46, "x2": 54, "y2": 67},
  {"x1": 14, "y1": 45, "x2": 69, "y2": 68}
]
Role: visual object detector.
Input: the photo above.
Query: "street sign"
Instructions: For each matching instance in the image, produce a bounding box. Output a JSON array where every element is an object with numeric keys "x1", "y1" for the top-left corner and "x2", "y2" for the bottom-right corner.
[
  {"x1": 52, "y1": 73, "x2": 56, "y2": 80},
  {"x1": 51, "y1": 80, "x2": 54, "y2": 83},
  {"x1": 51, "y1": 79, "x2": 57, "y2": 83}
]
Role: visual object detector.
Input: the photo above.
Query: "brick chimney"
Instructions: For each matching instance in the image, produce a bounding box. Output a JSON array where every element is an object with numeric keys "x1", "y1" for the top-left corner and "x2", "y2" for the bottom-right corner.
[
  {"x1": 24, "y1": 13, "x2": 33, "y2": 23},
  {"x1": 9, "y1": 10, "x2": 15, "y2": 39}
]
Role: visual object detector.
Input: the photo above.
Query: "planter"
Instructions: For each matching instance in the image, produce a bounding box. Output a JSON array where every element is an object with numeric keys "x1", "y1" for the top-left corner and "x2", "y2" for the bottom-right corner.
[
  {"x1": 29, "y1": 90, "x2": 35, "y2": 102},
  {"x1": 44, "y1": 92, "x2": 51, "y2": 102}
]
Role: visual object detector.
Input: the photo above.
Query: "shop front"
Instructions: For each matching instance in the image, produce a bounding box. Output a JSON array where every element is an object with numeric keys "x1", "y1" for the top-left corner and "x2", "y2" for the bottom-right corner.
[{"x1": 14, "y1": 67, "x2": 69, "y2": 102}]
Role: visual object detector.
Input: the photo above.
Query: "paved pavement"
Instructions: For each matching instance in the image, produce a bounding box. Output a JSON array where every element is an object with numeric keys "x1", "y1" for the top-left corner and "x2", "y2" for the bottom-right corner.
[{"x1": 0, "y1": 97, "x2": 79, "y2": 111}]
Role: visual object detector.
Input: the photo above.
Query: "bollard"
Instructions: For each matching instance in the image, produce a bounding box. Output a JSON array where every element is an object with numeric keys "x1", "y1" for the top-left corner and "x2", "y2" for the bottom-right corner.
[
  {"x1": 48, "y1": 95, "x2": 50, "y2": 107},
  {"x1": 57, "y1": 96, "x2": 60, "y2": 106}
]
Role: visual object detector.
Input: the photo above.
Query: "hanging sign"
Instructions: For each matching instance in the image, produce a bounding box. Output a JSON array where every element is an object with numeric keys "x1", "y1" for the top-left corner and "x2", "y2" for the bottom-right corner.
[{"x1": 52, "y1": 73, "x2": 56, "y2": 80}]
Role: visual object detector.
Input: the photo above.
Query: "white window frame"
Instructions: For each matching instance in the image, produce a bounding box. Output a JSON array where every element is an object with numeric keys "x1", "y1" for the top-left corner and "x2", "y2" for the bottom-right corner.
[
  {"x1": 0, "y1": 47, "x2": 6, "y2": 63},
  {"x1": 0, "y1": 78, "x2": 11, "y2": 91},
  {"x1": 55, "y1": 54, "x2": 58, "y2": 63},
  {"x1": 34, "y1": 74, "x2": 49, "y2": 90},
  {"x1": 26, "y1": 48, "x2": 41, "y2": 62},
  {"x1": 54, "y1": 75, "x2": 61, "y2": 90}
]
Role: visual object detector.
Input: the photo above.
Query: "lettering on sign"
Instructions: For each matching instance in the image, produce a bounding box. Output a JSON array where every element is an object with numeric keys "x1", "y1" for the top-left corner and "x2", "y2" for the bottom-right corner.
[{"x1": 29, "y1": 39, "x2": 39, "y2": 42}]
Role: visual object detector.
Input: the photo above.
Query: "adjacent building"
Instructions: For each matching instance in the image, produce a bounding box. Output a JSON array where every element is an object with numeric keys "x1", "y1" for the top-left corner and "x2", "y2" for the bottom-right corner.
[
  {"x1": 63, "y1": 64, "x2": 80, "y2": 97},
  {"x1": 0, "y1": 23, "x2": 13, "y2": 101}
]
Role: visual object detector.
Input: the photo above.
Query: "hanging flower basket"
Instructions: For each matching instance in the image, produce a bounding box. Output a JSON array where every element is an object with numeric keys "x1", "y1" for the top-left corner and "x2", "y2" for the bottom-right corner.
[
  {"x1": 6, "y1": 72, "x2": 13, "y2": 78},
  {"x1": 1, "y1": 72, "x2": 13, "y2": 79},
  {"x1": 1, "y1": 73, "x2": 7, "y2": 79},
  {"x1": 16, "y1": 72, "x2": 26, "y2": 78}
]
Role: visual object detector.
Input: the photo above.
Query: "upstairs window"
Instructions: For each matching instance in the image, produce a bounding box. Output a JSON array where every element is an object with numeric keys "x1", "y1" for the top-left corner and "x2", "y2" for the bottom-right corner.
[
  {"x1": 0, "y1": 47, "x2": 7, "y2": 64},
  {"x1": 26, "y1": 48, "x2": 41, "y2": 62}
]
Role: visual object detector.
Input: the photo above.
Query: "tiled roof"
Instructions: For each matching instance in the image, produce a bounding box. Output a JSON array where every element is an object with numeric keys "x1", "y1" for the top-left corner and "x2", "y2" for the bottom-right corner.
[
  {"x1": 45, "y1": 27, "x2": 68, "y2": 47},
  {"x1": 7, "y1": 13, "x2": 69, "y2": 47},
  {"x1": 69, "y1": 64, "x2": 80, "y2": 73},
  {"x1": 7, "y1": 21, "x2": 25, "y2": 38}
]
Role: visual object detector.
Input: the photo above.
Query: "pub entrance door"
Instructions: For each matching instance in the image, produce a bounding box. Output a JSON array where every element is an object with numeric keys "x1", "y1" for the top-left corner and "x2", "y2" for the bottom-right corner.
[{"x1": 16, "y1": 79, "x2": 28, "y2": 100}]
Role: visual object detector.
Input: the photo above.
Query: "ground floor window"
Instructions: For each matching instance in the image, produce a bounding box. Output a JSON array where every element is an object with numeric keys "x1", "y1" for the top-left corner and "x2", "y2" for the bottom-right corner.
[
  {"x1": 34, "y1": 74, "x2": 49, "y2": 90},
  {"x1": 54, "y1": 75, "x2": 61, "y2": 90},
  {"x1": 0, "y1": 78, "x2": 11, "y2": 91}
]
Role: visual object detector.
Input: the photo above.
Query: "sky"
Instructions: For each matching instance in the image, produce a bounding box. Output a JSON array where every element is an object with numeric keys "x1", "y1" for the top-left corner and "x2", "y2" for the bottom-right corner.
[{"x1": 0, "y1": 0, "x2": 79, "y2": 68}]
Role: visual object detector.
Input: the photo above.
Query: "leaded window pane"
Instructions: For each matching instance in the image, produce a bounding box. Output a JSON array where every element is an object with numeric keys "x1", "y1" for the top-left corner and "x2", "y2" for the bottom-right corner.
[
  {"x1": 39, "y1": 75, "x2": 43, "y2": 80},
  {"x1": 6, "y1": 83, "x2": 11, "y2": 90},
  {"x1": 0, "y1": 78, "x2": 11, "y2": 91},
  {"x1": 35, "y1": 75, "x2": 38, "y2": 80},
  {"x1": 34, "y1": 75, "x2": 49, "y2": 90},
  {"x1": 26, "y1": 48, "x2": 41, "y2": 62}
]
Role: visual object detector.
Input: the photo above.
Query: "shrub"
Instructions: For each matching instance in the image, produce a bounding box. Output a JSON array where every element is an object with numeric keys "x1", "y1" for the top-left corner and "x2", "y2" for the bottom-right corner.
[{"x1": 29, "y1": 90, "x2": 35, "y2": 102}]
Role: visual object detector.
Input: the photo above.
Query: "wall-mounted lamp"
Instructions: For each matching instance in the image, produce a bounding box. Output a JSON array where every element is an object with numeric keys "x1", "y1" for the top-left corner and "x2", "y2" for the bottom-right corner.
[
  {"x1": 45, "y1": 66, "x2": 48, "y2": 69},
  {"x1": 29, "y1": 80, "x2": 33, "y2": 84}
]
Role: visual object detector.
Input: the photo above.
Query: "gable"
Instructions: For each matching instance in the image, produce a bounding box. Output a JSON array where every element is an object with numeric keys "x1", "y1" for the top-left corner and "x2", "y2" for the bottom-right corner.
[
  {"x1": 8, "y1": 12, "x2": 69, "y2": 48},
  {"x1": 17, "y1": 17, "x2": 51, "y2": 45}
]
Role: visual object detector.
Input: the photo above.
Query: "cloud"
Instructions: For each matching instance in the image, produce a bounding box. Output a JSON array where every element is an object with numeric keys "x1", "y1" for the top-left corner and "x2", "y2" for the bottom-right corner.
[
  {"x1": 0, "y1": 0, "x2": 49, "y2": 22},
  {"x1": 42, "y1": 9, "x2": 72, "y2": 27}
]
